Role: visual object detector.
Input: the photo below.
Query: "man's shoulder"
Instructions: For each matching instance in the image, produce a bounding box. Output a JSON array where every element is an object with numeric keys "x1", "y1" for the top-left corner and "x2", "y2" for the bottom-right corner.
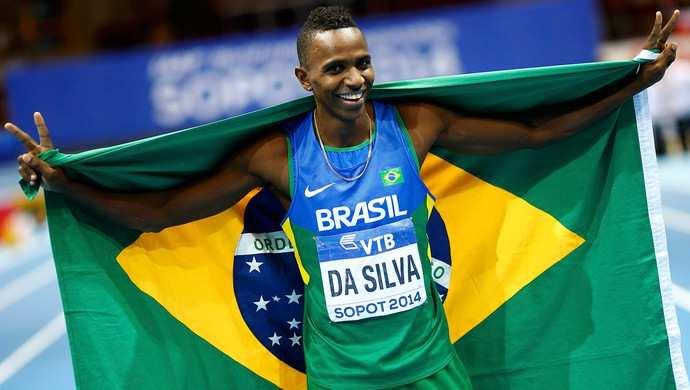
[
  {"x1": 394, "y1": 101, "x2": 443, "y2": 122},
  {"x1": 241, "y1": 129, "x2": 290, "y2": 195},
  {"x1": 392, "y1": 101, "x2": 446, "y2": 136},
  {"x1": 252, "y1": 130, "x2": 289, "y2": 159},
  {"x1": 389, "y1": 101, "x2": 448, "y2": 162}
]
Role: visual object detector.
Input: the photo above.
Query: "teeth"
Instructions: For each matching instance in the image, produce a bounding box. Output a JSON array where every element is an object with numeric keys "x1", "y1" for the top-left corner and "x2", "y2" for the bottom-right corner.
[{"x1": 338, "y1": 91, "x2": 364, "y2": 100}]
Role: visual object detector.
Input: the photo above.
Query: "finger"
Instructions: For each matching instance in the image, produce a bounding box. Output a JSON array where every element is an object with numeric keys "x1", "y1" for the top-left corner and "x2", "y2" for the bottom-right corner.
[
  {"x1": 644, "y1": 12, "x2": 663, "y2": 48},
  {"x1": 17, "y1": 155, "x2": 39, "y2": 181},
  {"x1": 21, "y1": 153, "x2": 51, "y2": 175},
  {"x1": 33, "y1": 112, "x2": 54, "y2": 149},
  {"x1": 4, "y1": 123, "x2": 38, "y2": 151},
  {"x1": 651, "y1": 11, "x2": 663, "y2": 37},
  {"x1": 18, "y1": 163, "x2": 31, "y2": 181},
  {"x1": 660, "y1": 10, "x2": 680, "y2": 40},
  {"x1": 654, "y1": 43, "x2": 676, "y2": 71},
  {"x1": 18, "y1": 162, "x2": 38, "y2": 183},
  {"x1": 658, "y1": 42, "x2": 678, "y2": 66}
]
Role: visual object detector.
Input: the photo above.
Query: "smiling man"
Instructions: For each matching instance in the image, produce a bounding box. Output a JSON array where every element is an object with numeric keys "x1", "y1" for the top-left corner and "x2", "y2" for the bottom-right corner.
[{"x1": 5, "y1": 5, "x2": 680, "y2": 389}]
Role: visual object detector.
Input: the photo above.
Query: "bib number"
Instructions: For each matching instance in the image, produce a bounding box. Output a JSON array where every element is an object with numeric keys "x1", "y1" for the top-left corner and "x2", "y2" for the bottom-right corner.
[{"x1": 316, "y1": 219, "x2": 427, "y2": 322}]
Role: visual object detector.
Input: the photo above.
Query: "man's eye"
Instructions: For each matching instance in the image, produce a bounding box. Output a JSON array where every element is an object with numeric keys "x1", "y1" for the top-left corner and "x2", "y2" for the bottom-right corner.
[
  {"x1": 327, "y1": 65, "x2": 343, "y2": 74},
  {"x1": 358, "y1": 59, "x2": 371, "y2": 68}
]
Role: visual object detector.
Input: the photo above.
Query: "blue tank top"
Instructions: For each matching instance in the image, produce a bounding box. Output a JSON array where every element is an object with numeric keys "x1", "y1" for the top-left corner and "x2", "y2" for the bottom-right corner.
[{"x1": 282, "y1": 101, "x2": 454, "y2": 388}]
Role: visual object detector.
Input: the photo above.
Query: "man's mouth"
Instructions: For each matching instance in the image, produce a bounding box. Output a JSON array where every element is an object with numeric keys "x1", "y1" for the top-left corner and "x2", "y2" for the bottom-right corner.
[{"x1": 336, "y1": 90, "x2": 366, "y2": 103}]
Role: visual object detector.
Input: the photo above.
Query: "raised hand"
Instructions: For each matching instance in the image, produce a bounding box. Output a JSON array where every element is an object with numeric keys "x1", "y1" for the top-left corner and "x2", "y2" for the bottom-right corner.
[
  {"x1": 4, "y1": 112, "x2": 67, "y2": 192},
  {"x1": 638, "y1": 10, "x2": 680, "y2": 88},
  {"x1": 644, "y1": 10, "x2": 680, "y2": 52}
]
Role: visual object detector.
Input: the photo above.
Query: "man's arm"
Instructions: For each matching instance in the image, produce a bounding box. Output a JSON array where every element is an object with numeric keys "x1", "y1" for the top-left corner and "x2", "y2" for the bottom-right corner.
[
  {"x1": 5, "y1": 113, "x2": 288, "y2": 232},
  {"x1": 398, "y1": 10, "x2": 679, "y2": 161}
]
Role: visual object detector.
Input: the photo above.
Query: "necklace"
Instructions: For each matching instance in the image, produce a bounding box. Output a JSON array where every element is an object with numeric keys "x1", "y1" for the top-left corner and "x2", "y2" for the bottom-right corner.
[{"x1": 313, "y1": 110, "x2": 374, "y2": 182}]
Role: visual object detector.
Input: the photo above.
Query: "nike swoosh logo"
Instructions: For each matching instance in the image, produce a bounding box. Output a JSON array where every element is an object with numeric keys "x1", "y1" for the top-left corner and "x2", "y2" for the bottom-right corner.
[{"x1": 304, "y1": 183, "x2": 335, "y2": 198}]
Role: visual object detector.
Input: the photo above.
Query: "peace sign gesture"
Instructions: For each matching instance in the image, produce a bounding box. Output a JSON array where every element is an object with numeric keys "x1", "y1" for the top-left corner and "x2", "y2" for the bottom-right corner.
[
  {"x1": 4, "y1": 112, "x2": 67, "y2": 192},
  {"x1": 644, "y1": 10, "x2": 680, "y2": 52},
  {"x1": 638, "y1": 10, "x2": 681, "y2": 89}
]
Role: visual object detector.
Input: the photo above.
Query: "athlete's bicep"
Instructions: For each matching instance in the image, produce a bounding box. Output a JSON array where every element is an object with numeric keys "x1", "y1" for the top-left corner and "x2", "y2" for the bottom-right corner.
[{"x1": 402, "y1": 103, "x2": 536, "y2": 155}]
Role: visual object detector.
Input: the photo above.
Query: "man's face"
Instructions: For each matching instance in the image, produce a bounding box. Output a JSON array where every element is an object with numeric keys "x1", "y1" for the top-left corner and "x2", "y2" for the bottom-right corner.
[{"x1": 296, "y1": 27, "x2": 375, "y2": 121}]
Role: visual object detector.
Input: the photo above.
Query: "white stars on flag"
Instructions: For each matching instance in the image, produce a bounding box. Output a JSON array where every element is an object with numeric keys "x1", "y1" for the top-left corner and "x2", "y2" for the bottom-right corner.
[
  {"x1": 246, "y1": 256, "x2": 264, "y2": 273},
  {"x1": 286, "y1": 289, "x2": 303, "y2": 304},
  {"x1": 234, "y1": 230, "x2": 307, "y2": 370},
  {"x1": 289, "y1": 333, "x2": 302, "y2": 346},
  {"x1": 287, "y1": 318, "x2": 301, "y2": 330},
  {"x1": 253, "y1": 295, "x2": 269, "y2": 311},
  {"x1": 268, "y1": 332, "x2": 282, "y2": 346},
  {"x1": 266, "y1": 331, "x2": 301, "y2": 348}
]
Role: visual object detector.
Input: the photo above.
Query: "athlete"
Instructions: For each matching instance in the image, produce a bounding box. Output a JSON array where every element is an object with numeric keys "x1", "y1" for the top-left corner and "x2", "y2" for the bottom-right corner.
[{"x1": 4, "y1": 6, "x2": 680, "y2": 389}]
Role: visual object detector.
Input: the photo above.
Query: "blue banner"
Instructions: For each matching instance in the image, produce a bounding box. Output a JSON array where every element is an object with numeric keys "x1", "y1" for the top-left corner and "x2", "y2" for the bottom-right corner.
[
  {"x1": 316, "y1": 218, "x2": 417, "y2": 262},
  {"x1": 2, "y1": 0, "x2": 597, "y2": 161}
]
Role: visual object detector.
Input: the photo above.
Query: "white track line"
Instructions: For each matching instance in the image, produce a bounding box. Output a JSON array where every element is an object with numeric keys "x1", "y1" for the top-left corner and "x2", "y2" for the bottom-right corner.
[
  {"x1": 0, "y1": 261, "x2": 55, "y2": 313},
  {"x1": 664, "y1": 206, "x2": 690, "y2": 236},
  {"x1": 664, "y1": 185, "x2": 690, "y2": 197},
  {"x1": 0, "y1": 313, "x2": 66, "y2": 385},
  {"x1": 0, "y1": 249, "x2": 51, "y2": 277},
  {"x1": 674, "y1": 283, "x2": 690, "y2": 314},
  {"x1": 0, "y1": 255, "x2": 32, "y2": 276}
]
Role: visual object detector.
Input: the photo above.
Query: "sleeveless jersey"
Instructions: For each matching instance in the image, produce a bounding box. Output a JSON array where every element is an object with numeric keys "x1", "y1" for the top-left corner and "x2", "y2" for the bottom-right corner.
[{"x1": 282, "y1": 101, "x2": 454, "y2": 388}]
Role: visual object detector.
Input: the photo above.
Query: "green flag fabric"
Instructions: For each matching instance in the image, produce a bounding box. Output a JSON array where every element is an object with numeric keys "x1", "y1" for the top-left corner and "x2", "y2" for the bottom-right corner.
[{"x1": 37, "y1": 61, "x2": 687, "y2": 389}]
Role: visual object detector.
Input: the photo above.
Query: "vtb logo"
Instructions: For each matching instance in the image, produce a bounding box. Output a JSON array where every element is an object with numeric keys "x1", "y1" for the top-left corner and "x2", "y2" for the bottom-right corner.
[{"x1": 339, "y1": 234, "x2": 358, "y2": 250}]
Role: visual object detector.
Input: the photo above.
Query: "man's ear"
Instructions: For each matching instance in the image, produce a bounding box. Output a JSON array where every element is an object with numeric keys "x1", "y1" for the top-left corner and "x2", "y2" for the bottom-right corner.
[{"x1": 294, "y1": 67, "x2": 312, "y2": 92}]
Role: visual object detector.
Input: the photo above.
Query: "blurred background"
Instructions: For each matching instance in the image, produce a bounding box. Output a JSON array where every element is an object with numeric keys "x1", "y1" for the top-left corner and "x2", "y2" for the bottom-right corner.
[{"x1": 0, "y1": 0, "x2": 688, "y2": 388}]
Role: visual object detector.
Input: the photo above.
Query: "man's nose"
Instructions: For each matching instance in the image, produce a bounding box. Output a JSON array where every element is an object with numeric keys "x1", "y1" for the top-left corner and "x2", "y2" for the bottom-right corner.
[{"x1": 344, "y1": 67, "x2": 365, "y2": 89}]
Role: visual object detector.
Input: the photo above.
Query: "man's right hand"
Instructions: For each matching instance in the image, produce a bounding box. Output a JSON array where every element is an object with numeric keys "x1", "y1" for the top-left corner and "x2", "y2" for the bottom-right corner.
[{"x1": 4, "y1": 112, "x2": 68, "y2": 192}]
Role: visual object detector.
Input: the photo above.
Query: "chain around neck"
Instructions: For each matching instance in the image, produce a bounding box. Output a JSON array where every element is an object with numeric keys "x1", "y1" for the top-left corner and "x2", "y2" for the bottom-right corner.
[{"x1": 313, "y1": 110, "x2": 374, "y2": 182}]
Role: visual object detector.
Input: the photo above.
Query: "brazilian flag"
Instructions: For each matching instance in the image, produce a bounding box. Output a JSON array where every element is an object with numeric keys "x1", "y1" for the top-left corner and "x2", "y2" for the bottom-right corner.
[{"x1": 35, "y1": 61, "x2": 687, "y2": 389}]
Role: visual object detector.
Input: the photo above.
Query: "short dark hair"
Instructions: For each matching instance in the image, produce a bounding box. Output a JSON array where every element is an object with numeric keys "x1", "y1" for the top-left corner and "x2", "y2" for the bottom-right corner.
[{"x1": 296, "y1": 6, "x2": 359, "y2": 67}]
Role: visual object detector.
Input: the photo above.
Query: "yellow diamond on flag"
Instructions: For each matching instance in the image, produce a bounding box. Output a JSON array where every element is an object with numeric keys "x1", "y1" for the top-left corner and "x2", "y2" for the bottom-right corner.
[{"x1": 421, "y1": 154, "x2": 585, "y2": 342}]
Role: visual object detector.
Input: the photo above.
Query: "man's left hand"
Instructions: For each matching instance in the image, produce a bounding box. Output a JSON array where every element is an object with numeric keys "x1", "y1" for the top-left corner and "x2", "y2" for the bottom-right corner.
[{"x1": 638, "y1": 10, "x2": 680, "y2": 88}]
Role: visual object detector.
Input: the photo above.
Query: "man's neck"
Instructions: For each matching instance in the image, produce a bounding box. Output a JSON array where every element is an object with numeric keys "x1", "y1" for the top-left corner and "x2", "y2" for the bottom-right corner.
[{"x1": 314, "y1": 104, "x2": 372, "y2": 148}]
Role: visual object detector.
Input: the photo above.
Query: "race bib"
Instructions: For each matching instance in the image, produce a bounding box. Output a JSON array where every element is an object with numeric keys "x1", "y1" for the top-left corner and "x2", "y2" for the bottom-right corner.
[{"x1": 316, "y1": 218, "x2": 427, "y2": 322}]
